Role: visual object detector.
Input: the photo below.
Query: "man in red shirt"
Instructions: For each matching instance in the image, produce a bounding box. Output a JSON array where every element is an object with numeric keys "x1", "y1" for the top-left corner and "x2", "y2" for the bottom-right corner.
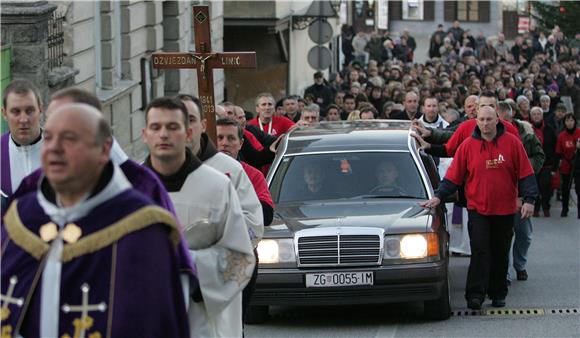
[
  {"x1": 247, "y1": 92, "x2": 295, "y2": 137},
  {"x1": 216, "y1": 118, "x2": 274, "y2": 224},
  {"x1": 414, "y1": 91, "x2": 520, "y2": 157},
  {"x1": 421, "y1": 106, "x2": 538, "y2": 310}
]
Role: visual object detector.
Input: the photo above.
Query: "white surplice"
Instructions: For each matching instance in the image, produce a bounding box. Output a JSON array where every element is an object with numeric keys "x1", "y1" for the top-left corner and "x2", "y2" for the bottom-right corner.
[
  {"x1": 169, "y1": 164, "x2": 255, "y2": 338},
  {"x1": 204, "y1": 152, "x2": 263, "y2": 247},
  {"x1": 7, "y1": 134, "x2": 42, "y2": 193}
]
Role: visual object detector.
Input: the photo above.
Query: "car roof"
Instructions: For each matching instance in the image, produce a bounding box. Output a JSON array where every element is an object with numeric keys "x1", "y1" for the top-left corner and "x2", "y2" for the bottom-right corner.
[{"x1": 284, "y1": 120, "x2": 413, "y2": 155}]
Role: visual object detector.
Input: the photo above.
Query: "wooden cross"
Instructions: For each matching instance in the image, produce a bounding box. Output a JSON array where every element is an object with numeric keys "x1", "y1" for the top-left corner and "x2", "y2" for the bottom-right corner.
[
  {"x1": 152, "y1": 5, "x2": 257, "y2": 143},
  {"x1": 61, "y1": 283, "x2": 107, "y2": 338},
  {"x1": 0, "y1": 276, "x2": 24, "y2": 321}
]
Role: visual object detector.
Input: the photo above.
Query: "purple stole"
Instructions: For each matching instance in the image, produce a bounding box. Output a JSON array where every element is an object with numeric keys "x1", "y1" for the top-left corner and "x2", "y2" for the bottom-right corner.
[
  {"x1": 1, "y1": 190, "x2": 192, "y2": 338},
  {"x1": 451, "y1": 204, "x2": 463, "y2": 224},
  {"x1": 1, "y1": 133, "x2": 12, "y2": 196}
]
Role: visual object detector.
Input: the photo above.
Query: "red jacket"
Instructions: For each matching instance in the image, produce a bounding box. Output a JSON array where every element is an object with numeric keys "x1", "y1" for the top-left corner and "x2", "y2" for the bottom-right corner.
[
  {"x1": 247, "y1": 116, "x2": 295, "y2": 137},
  {"x1": 555, "y1": 128, "x2": 580, "y2": 175},
  {"x1": 444, "y1": 119, "x2": 519, "y2": 156},
  {"x1": 244, "y1": 129, "x2": 264, "y2": 151},
  {"x1": 442, "y1": 124, "x2": 535, "y2": 215},
  {"x1": 241, "y1": 161, "x2": 274, "y2": 208}
]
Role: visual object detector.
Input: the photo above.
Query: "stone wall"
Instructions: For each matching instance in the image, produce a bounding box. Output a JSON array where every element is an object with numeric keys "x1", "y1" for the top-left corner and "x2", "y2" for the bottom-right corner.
[
  {"x1": 1, "y1": 1, "x2": 57, "y2": 104},
  {"x1": 4, "y1": 0, "x2": 225, "y2": 161}
]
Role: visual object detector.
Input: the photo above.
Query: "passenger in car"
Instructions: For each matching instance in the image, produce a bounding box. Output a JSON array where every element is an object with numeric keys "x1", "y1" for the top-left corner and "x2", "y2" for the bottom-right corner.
[
  {"x1": 371, "y1": 160, "x2": 407, "y2": 195},
  {"x1": 302, "y1": 162, "x2": 333, "y2": 199}
]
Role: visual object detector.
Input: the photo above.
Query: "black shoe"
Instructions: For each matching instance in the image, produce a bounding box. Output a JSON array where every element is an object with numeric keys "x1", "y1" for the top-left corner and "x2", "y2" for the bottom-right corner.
[
  {"x1": 492, "y1": 299, "x2": 506, "y2": 307},
  {"x1": 467, "y1": 298, "x2": 482, "y2": 310},
  {"x1": 516, "y1": 269, "x2": 528, "y2": 281}
]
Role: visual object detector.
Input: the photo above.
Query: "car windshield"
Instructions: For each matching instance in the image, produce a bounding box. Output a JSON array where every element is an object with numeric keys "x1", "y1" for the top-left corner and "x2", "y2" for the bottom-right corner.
[{"x1": 270, "y1": 152, "x2": 428, "y2": 203}]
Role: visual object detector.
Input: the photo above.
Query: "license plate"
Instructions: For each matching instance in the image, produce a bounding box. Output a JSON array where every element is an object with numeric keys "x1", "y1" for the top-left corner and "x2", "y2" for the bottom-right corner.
[{"x1": 305, "y1": 271, "x2": 374, "y2": 288}]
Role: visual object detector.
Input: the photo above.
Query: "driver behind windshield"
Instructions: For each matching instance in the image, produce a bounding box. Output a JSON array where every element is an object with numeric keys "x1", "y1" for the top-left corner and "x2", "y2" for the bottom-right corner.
[{"x1": 372, "y1": 160, "x2": 407, "y2": 195}]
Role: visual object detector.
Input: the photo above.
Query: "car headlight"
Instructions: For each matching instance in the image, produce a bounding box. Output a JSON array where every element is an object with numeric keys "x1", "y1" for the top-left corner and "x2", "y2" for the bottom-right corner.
[
  {"x1": 383, "y1": 233, "x2": 439, "y2": 259},
  {"x1": 400, "y1": 234, "x2": 427, "y2": 258},
  {"x1": 257, "y1": 238, "x2": 296, "y2": 264}
]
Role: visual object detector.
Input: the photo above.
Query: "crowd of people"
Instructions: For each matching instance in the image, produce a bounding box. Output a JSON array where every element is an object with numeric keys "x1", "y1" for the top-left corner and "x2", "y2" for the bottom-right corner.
[{"x1": 1, "y1": 18, "x2": 579, "y2": 336}]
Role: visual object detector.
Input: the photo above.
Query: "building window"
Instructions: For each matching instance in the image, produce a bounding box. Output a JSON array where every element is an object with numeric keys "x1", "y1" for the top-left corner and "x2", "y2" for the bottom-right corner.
[
  {"x1": 402, "y1": 0, "x2": 423, "y2": 20},
  {"x1": 457, "y1": 1, "x2": 479, "y2": 22}
]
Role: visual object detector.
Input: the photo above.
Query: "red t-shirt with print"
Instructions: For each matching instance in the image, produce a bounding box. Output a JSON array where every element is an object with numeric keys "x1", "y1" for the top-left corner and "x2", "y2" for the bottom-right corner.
[
  {"x1": 444, "y1": 119, "x2": 519, "y2": 156},
  {"x1": 555, "y1": 128, "x2": 580, "y2": 175},
  {"x1": 445, "y1": 131, "x2": 534, "y2": 215},
  {"x1": 247, "y1": 116, "x2": 295, "y2": 137}
]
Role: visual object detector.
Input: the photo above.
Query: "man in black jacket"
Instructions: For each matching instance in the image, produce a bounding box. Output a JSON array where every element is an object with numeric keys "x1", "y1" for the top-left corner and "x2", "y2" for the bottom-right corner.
[
  {"x1": 304, "y1": 72, "x2": 334, "y2": 112},
  {"x1": 390, "y1": 91, "x2": 422, "y2": 120}
]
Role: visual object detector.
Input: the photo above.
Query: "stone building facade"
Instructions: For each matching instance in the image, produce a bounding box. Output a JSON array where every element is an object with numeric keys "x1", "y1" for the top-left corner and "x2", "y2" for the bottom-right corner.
[
  {"x1": 1, "y1": 0, "x2": 343, "y2": 159},
  {"x1": 1, "y1": 0, "x2": 224, "y2": 161}
]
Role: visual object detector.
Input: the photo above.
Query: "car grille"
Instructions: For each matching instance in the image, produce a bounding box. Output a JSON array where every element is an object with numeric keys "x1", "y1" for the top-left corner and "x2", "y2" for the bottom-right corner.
[{"x1": 296, "y1": 228, "x2": 384, "y2": 267}]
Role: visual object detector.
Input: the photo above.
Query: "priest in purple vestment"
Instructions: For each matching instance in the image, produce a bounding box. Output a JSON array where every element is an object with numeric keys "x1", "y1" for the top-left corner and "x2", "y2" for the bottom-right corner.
[
  {"x1": 1, "y1": 103, "x2": 193, "y2": 337},
  {"x1": 7, "y1": 87, "x2": 196, "y2": 282}
]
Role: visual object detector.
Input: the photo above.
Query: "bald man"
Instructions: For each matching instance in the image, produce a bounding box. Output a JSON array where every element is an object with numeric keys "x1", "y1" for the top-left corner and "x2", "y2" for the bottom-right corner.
[
  {"x1": 1, "y1": 103, "x2": 193, "y2": 337},
  {"x1": 421, "y1": 105, "x2": 538, "y2": 310}
]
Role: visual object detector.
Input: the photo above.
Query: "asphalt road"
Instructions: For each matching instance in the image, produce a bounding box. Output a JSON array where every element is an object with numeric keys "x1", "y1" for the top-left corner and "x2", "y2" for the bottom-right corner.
[{"x1": 246, "y1": 199, "x2": 580, "y2": 338}]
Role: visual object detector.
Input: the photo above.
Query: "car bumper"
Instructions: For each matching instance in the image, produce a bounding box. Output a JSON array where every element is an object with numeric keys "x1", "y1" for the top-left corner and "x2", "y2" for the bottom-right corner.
[{"x1": 251, "y1": 260, "x2": 448, "y2": 306}]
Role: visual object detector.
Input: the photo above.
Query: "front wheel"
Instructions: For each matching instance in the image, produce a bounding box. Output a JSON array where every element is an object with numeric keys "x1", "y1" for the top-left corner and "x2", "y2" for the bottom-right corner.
[
  {"x1": 244, "y1": 305, "x2": 269, "y2": 324},
  {"x1": 423, "y1": 274, "x2": 451, "y2": 320}
]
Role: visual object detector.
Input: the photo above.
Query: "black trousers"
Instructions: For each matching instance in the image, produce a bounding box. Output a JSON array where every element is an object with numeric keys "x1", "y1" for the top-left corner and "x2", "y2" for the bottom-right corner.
[
  {"x1": 535, "y1": 168, "x2": 553, "y2": 213},
  {"x1": 242, "y1": 248, "x2": 259, "y2": 321},
  {"x1": 466, "y1": 211, "x2": 514, "y2": 301},
  {"x1": 561, "y1": 173, "x2": 580, "y2": 214}
]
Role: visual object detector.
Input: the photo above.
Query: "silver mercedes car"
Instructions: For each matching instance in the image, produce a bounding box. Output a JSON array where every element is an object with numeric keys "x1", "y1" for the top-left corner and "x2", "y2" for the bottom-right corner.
[{"x1": 248, "y1": 120, "x2": 451, "y2": 323}]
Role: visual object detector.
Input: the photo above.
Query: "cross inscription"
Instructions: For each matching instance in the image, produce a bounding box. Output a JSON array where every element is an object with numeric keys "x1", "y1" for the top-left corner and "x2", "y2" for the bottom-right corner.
[
  {"x1": 61, "y1": 284, "x2": 107, "y2": 338},
  {"x1": 152, "y1": 6, "x2": 257, "y2": 143},
  {"x1": 0, "y1": 276, "x2": 24, "y2": 321}
]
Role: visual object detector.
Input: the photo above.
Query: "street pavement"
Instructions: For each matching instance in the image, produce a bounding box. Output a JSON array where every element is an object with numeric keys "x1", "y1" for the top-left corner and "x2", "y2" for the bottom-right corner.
[{"x1": 246, "y1": 198, "x2": 579, "y2": 338}]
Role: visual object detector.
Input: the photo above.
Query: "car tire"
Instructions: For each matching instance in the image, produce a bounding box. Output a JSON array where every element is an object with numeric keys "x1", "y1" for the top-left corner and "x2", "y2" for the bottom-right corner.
[
  {"x1": 423, "y1": 274, "x2": 451, "y2": 320},
  {"x1": 244, "y1": 305, "x2": 269, "y2": 324}
]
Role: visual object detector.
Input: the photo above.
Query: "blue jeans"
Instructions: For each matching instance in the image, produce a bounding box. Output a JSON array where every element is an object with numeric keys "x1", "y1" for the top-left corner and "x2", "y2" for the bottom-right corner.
[{"x1": 508, "y1": 212, "x2": 533, "y2": 279}]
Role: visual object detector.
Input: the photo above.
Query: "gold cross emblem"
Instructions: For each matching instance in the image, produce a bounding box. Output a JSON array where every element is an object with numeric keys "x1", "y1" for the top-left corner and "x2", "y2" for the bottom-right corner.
[
  {"x1": 1, "y1": 276, "x2": 24, "y2": 321},
  {"x1": 61, "y1": 284, "x2": 106, "y2": 338}
]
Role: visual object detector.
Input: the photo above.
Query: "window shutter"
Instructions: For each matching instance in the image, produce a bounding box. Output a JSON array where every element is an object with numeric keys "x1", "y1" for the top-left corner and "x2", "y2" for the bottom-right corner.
[
  {"x1": 479, "y1": 1, "x2": 490, "y2": 22},
  {"x1": 424, "y1": 1, "x2": 435, "y2": 21},
  {"x1": 444, "y1": 1, "x2": 456, "y2": 22},
  {"x1": 390, "y1": 0, "x2": 402, "y2": 21}
]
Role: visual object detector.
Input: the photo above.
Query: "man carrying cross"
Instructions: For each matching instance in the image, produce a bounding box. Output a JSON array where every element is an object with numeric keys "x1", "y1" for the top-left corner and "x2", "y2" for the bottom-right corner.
[{"x1": 1, "y1": 103, "x2": 193, "y2": 337}]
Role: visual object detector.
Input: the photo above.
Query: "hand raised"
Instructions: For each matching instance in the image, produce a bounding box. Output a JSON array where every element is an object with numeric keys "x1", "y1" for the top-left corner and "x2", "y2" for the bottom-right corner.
[{"x1": 411, "y1": 132, "x2": 431, "y2": 150}]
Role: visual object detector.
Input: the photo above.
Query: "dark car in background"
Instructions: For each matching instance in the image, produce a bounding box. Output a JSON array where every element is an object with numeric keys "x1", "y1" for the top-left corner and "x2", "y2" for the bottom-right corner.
[{"x1": 247, "y1": 121, "x2": 451, "y2": 323}]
